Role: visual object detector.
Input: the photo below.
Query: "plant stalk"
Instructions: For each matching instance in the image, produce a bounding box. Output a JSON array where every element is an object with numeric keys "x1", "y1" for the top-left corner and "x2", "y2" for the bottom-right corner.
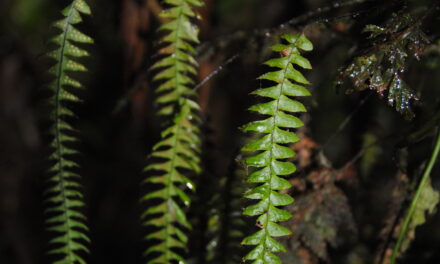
[{"x1": 390, "y1": 130, "x2": 440, "y2": 263}]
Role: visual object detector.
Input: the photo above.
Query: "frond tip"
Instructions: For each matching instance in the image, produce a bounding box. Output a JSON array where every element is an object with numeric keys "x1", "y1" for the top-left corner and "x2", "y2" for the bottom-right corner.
[
  {"x1": 240, "y1": 33, "x2": 313, "y2": 264},
  {"x1": 151, "y1": 0, "x2": 204, "y2": 116},
  {"x1": 45, "y1": 0, "x2": 92, "y2": 263}
]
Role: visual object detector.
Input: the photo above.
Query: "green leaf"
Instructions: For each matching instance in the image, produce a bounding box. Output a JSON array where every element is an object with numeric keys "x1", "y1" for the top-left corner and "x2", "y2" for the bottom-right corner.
[
  {"x1": 270, "y1": 175, "x2": 292, "y2": 190},
  {"x1": 264, "y1": 236, "x2": 286, "y2": 252},
  {"x1": 281, "y1": 33, "x2": 313, "y2": 51},
  {"x1": 241, "y1": 118, "x2": 274, "y2": 133},
  {"x1": 267, "y1": 222, "x2": 291, "y2": 237},
  {"x1": 242, "y1": 229, "x2": 266, "y2": 245},
  {"x1": 244, "y1": 200, "x2": 269, "y2": 216},
  {"x1": 270, "y1": 191, "x2": 294, "y2": 206},
  {"x1": 244, "y1": 244, "x2": 264, "y2": 260}
]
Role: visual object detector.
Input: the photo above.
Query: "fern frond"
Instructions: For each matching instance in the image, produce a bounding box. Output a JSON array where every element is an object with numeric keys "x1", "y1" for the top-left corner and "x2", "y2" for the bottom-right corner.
[
  {"x1": 45, "y1": 0, "x2": 92, "y2": 263},
  {"x1": 142, "y1": 98, "x2": 201, "y2": 263},
  {"x1": 151, "y1": 0, "x2": 204, "y2": 116},
  {"x1": 142, "y1": 1, "x2": 204, "y2": 262},
  {"x1": 240, "y1": 33, "x2": 313, "y2": 264},
  {"x1": 216, "y1": 157, "x2": 248, "y2": 264}
]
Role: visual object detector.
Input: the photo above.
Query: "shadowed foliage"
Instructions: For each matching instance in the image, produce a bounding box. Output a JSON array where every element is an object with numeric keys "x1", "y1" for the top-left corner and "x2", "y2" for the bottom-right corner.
[{"x1": 44, "y1": 0, "x2": 93, "y2": 263}]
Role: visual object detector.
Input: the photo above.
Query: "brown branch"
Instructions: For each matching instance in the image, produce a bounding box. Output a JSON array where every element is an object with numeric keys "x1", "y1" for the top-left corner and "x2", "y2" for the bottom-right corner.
[{"x1": 198, "y1": 0, "x2": 380, "y2": 59}]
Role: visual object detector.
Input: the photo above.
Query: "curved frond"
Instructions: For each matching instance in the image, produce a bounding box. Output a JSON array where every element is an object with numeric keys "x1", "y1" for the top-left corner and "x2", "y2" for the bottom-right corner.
[
  {"x1": 240, "y1": 33, "x2": 313, "y2": 264},
  {"x1": 45, "y1": 0, "x2": 92, "y2": 263},
  {"x1": 142, "y1": 0, "x2": 204, "y2": 263}
]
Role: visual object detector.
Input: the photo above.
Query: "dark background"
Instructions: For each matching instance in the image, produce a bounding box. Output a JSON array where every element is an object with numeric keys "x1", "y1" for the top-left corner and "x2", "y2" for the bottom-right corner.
[{"x1": 1, "y1": 0, "x2": 440, "y2": 263}]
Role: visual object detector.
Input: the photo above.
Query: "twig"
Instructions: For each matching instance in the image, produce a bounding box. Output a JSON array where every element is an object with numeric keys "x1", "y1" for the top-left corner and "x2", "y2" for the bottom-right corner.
[
  {"x1": 193, "y1": 54, "x2": 240, "y2": 91},
  {"x1": 198, "y1": 0, "x2": 380, "y2": 58},
  {"x1": 276, "y1": 0, "x2": 377, "y2": 32},
  {"x1": 322, "y1": 93, "x2": 372, "y2": 151},
  {"x1": 403, "y1": 109, "x2": 440, "y2": 145},
  {"x1": 337, "y1": 135, "x2": 379, "y2": 173}
]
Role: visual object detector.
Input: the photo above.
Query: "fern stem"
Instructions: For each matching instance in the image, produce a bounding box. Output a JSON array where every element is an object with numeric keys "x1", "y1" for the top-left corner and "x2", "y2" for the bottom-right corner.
[
  {"x1": 391, "y1": 130, "x2": 440, "y2": 263},
  {"x1": 142, "y1": 1, "x2": 203, "y2": 262},
  {"x1": 163, "y1": 113, "x2": 185, "y2": 262},
  {"x1": 241, "y1": 33, "x2": 313, "y2": 263},
  {"x1": 45, "y1": 0, "x2": 92, "y2": 262},
  {"x1": 53, "y1": 5, "x2": 75, "y2": 261},
  {"x1": 261, "y1": 43, "x2": 298, "y2": 254},
  {"x1": 53, "y1": 5, "x2": 78, "y2": 263},
  {"x1": 171, "y1": 0, "x2": 185, "y2": 99}
]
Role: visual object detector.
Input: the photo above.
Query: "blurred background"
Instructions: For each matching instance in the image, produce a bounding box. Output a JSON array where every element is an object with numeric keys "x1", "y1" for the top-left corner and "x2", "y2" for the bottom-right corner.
[{"x1": 1, "y1": 0, "x2": 440, "y2": 263}]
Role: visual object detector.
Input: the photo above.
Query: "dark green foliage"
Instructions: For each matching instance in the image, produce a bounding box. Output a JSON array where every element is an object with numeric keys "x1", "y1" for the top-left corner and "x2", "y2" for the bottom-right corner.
[
  {"x1": 151, "y1": 0, "x2": 204, "y2": 117},
  {"x1": 142, "y1": 99, "x2": 201, "y2": 263},
  {"x1": 240, "y1": 33, "x2": 313, "y2": 264},
  {"x1": 141, "y1": 0, "x2": 204, "y2": 263},
  {"x1": 214, "y1": 157, "x2": 248, "y2": 264},
  {"x1": 339, "y1": 12, "x2": 429, "y2": 119},
  {"x1": 45, "y1": 0, "x2": 93, "y2": 263}
]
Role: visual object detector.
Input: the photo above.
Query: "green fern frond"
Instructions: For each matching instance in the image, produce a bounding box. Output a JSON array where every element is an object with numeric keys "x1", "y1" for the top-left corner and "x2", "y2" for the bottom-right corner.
[
  {"x1": 151, "y1": 0, "x2": 203, "y2": 116},
  {"x1": 240, "y1": 33, "x2": 313, "y2": 264},
  {"x1": 142, "y1": 98, "x2": 201, "y2": 263},
  {"x1": 141, "y1": 1, "x2": 204, "y2": 261},
  {"x1": 45, "y1": 0, "x2": 92, "y2": 263},
  {"x1": 216, "y1": 157, "x2": 248, "y2": 264}
]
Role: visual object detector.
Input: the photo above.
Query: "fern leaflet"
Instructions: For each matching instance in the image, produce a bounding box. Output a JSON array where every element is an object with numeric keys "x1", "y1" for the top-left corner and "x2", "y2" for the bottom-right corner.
[
  {"x1": 45, "y1": 0, "x2": 92, "y2": 263},
  {"x1": 240, "y1": 33, "x2": 313, "y2": 264},
  {"x1": 141, "y1": 0, "x2": 204, "y2": 263}
]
